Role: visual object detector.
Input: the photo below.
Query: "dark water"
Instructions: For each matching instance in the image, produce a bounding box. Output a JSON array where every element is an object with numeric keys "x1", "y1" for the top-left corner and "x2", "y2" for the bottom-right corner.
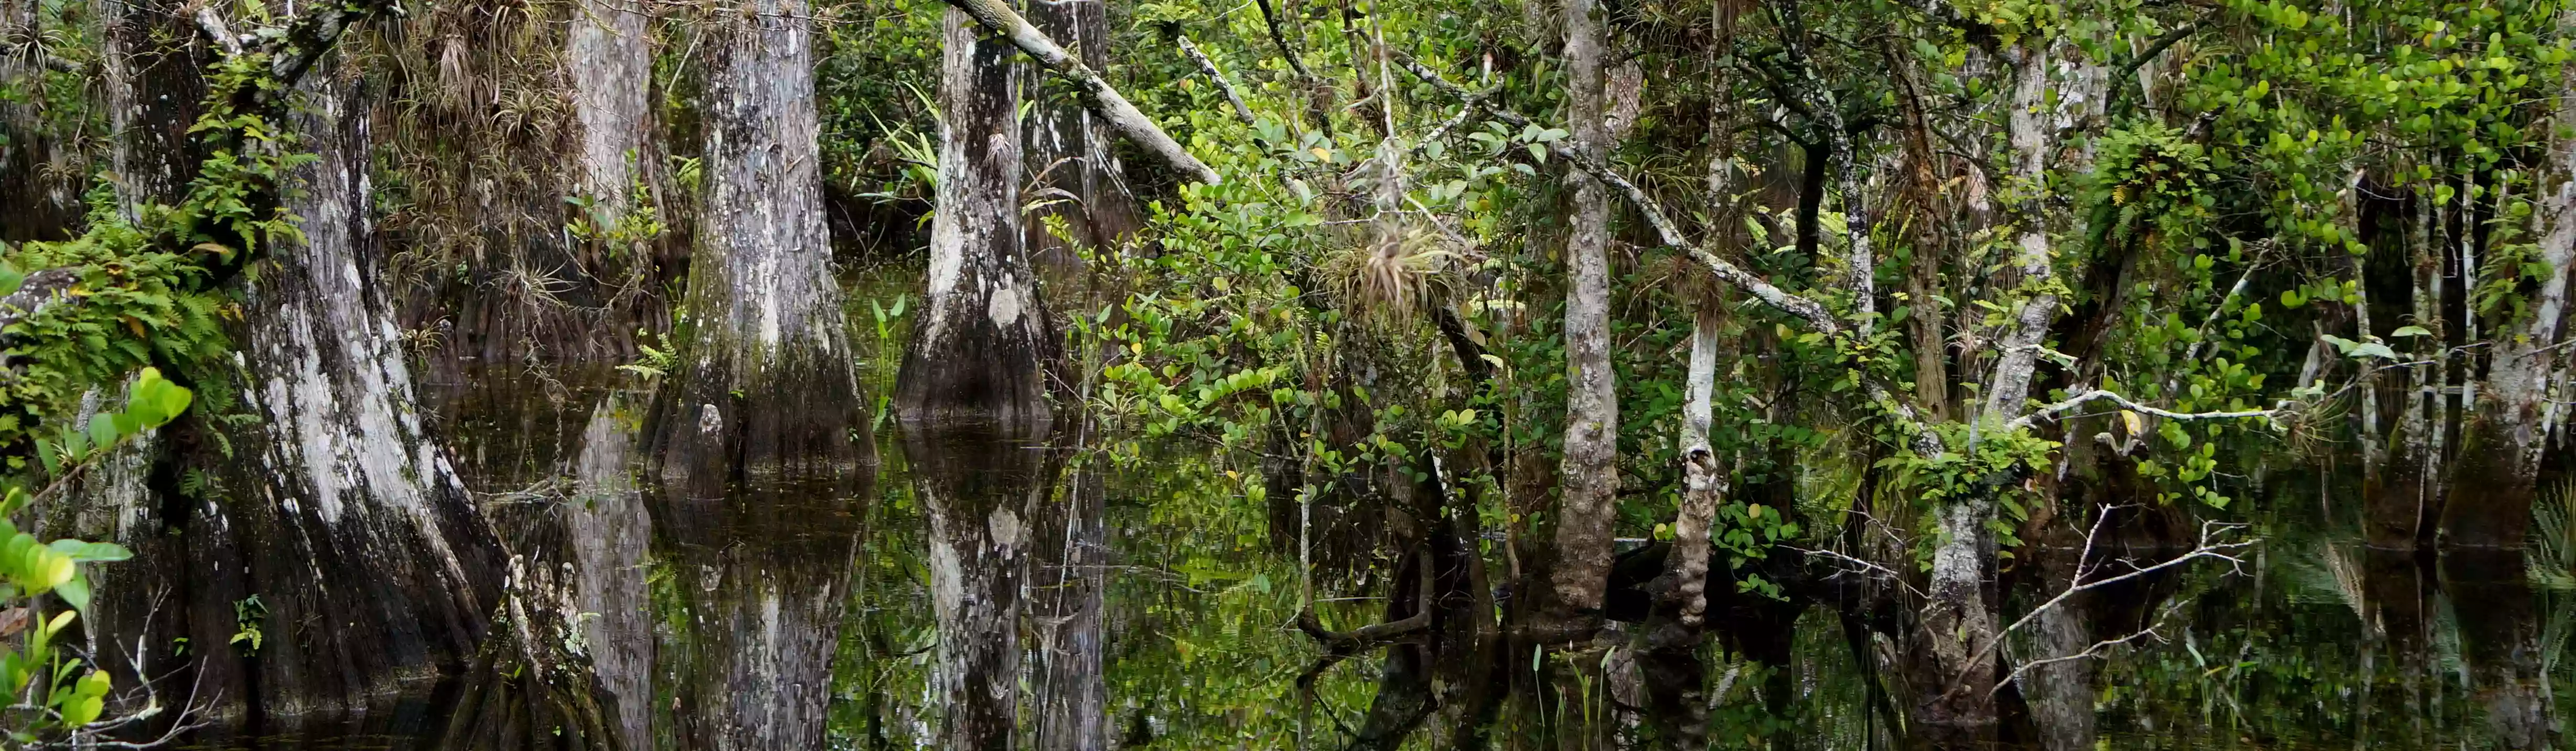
[
  {"x1": 181, "y1": 374, "x2": 2576, "y2": 751},
  {"x1": 165, "y1": 267, "x2": 2575, "y2": 749}
]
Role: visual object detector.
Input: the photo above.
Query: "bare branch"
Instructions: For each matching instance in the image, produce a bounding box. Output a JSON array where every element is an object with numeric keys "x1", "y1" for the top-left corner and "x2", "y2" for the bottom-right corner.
[
  {"x1": 942, "y1": 0, "x2": 1220, "y2": 184},
  {"x1": 1176, "y1": 34, "x2": 1253, "y2": 125},
  {"x1": 2006, "y1": 389, "x2": 2281, "y2": 432},
  {"x1": 192, "y1": 6, "x2": 244, "y2": 57},
  {"x1": 1991, "y1": 611, "x2": 2171, "y2": 696},
  {"x1": 1949, "y1": 519, "x2": 2253, "y2": 698}
]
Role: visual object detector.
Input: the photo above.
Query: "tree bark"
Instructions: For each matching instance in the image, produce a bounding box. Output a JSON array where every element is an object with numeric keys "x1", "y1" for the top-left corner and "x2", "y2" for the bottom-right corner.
[
  {"x1": 570, "y1": 395, "x2": 657, "y2": 750},
  {"x1": 1541, "y1": 0, "x2": 1616, "y2": 640},
  {"x1": 567, "y1": 0, "x2": 653, "y2": 216},
  {"x1": 898, "y1": 7, "x2": 1051, "y2": 427},
  {"x1": 1023, "y1": 0, "x2": 1141, "y2": 261},
  {"x1": 937, "y1": 0, "x2": 1217, "y2": 184},
  {"x1": 656, "y1": 471, "x2": 865, "y2": 751},
  {"x1": 647, "y1": 0, "x2": 865, "y2": 505},
  {"x1": 98, "y1": 0, "x2": 207, "y2": 217},
  {"x1": 2443, "y1": 31, "x2": 2576, "y2": 549}
]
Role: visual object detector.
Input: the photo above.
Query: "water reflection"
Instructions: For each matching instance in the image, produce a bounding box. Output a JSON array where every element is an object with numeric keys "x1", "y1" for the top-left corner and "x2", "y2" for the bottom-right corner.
[
  {"x1": 170, "y1": 376, "x2": 2576, "y2": 750},
  {"x1": 897, "y1": 421, "x2": 1055, "y2": 750},
  {"x1": 648, "y1": 448, "x2": 868, "y2": 750}
]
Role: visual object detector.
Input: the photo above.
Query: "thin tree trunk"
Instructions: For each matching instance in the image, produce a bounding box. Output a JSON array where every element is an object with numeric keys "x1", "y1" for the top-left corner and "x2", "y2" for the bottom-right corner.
[
  {"x1": 1542, "y1": 0, "x2": 1616, "y2": 640},
  {"x1": 2444, "y1": 34, "x2": 2576, "y2": 549},
  {"x1": 898, "y1": 6, "x2": 1050, "y2": 427}
]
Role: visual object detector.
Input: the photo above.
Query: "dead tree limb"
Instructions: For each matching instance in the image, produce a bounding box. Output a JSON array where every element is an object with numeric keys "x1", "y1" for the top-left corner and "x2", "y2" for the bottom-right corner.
[
  {"x1": 944, "y1": 0, "x2": 1220, "y2": 184},
  {"x1": 1176, "y1": 34, "x2": 1254, "y2": 125}
]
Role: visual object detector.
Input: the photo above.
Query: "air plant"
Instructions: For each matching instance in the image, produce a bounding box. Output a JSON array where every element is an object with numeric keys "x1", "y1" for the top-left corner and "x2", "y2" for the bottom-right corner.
[{"x1": 1322, "y1": 224, "x2": 1461, "y2": 328}]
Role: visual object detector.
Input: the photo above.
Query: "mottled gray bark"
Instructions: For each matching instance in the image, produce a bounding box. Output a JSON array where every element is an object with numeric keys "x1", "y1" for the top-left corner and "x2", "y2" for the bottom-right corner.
[
  {"x1": 567, "y1": 0, "x2": 652, "y2": 214},
  {"x1": 898, "y1": 8, "x2": 1049, "y2": 427},
  {"x1": 1543, "y1": 0, "x2": 1616, "y2": 637},
  {"x1": 216, "y1": 62, "x2": 501, "y2": 716},
  {"x1": 1973, "y1": 39, "x2": 2109, "y2": 751},
  {"x1": 97, "y1": 0, "x2": 207, "y2": 216},
  {"x1": 648, "y1": 0, "x2": 864, "y2": 505},
  {"x1": 657, "y1": 481, "x2": 865, "y2": 751},
  {"x1": 938, "y1": 0, "x2": 1217, "y2": 184},
  {"x1": 1023, "y1": 0, "x2": 1140, "y2": 260},
  {"x1": 2444, "y1": 30, "x2": 2576, "y2": 549},
  {"x1": 637, "y1": 4, "x2": 864, "y2": 748}
]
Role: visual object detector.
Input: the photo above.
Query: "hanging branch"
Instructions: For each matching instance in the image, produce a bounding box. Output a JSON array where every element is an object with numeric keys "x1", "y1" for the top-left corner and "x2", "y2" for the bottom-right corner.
[
  {"x1": 943, "y1": 0, "x2": 1221, "y2": 184},
  {"x1": 2004, "y1": 389, "x2": 2281, "y2": 432}
]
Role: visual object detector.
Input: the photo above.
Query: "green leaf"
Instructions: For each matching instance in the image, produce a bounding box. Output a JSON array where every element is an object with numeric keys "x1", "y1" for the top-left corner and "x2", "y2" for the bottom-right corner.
[
  {"x1": 51, "y1": 573, "x2": 88, "y2": 613},
  {"x1": 47, "y1": 540, "x2": 131, "y2": 563},
  {"x1": 2390, "y1": 325, "x2": 2432, "y2": 337}
]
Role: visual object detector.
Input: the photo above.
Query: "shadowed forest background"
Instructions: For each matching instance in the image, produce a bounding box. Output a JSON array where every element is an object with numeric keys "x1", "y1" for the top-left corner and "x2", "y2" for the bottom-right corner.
[{"x1": 4, "y1": 0, "x2": 2576, "y2": 746}]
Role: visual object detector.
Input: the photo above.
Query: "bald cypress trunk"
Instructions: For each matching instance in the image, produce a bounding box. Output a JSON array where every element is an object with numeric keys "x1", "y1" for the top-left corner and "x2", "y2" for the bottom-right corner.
[
  {"x1": 1023, "y1": 0, "x2": 1140, "y2": 260},
  {"x1": 907, "y1": 422, "x2": 1047, "y2": 750},
  {"x1": 899, "y1": 7, "x2": 1049, "y2": 427},
  {"x1": 2444, "y1": 33, "x2": 2576, "y2": 549},
  {"x1": 646, "y1": 0, "x2": 863, "y2": 503},
  {"x1": 98, "y1": 0, "x2": 207, "y2": 218},
  {"x1": 53, "y1": 61, "x2": 516, "y2": 719},
  {"x1": 1541, "y1": 0, "x2": 1615, "y2": 640},
  {"x1": 640, "y1": 1, "x2": 864, "y2": 746},
  {"x1": 567, "y1": 0, "x2": 652, "y2": 216}
]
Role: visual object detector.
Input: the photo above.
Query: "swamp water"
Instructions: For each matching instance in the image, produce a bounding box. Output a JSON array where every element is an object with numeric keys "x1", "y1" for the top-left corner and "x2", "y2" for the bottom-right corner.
[
  {"x1": 158, "y1": 274, "x2": 2576, "y2": 750},
  {"x1": 167, "y1": 364, "x2": 2576, "y2": 751}
]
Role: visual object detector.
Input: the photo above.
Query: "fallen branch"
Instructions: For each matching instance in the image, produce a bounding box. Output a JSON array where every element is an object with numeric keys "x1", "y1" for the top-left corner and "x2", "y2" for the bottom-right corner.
[
  {"x1": 1175, "y1": 34, "x2": 1253, "y2": 125},
  {"x1": 944, "y1": 0, "x2": 1220, "y2": 184},
  {"x1": 1991, "y1": 609, "x2": 2171, "y2": 696}
]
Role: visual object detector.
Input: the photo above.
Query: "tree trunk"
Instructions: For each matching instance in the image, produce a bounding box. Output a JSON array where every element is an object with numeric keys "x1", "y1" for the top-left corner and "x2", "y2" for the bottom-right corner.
[
  {"x1": 2373, "y1": 174, "x2": 2446, "y2": 548},
  {"x1": 98, "y1": 0, "x2": 207, "y2": 217},
  {"x1": 570, "y1": 395, "x2": 657, "y2": 750},
  {"x1": 646, "y1": 0, "x2": 864, "y2": 505},
  {"x1": 899, "y1": 7, "x2": 1051, "y2": 427},
  {"x1": 137, "y1": 61, "x2": 505, "y2": 718},
  {"x1": 567, "y1": 0, "x2": 652, "y2": 214},
  {"x1": 1023, "y1": 0, "x2": 1140, "y2": 262},
  {"x1": 2444, "y1": 36, "x2": 2576, "y2": 549},
  {"x1": 1542, "y1": 0, "x2": 1615, "y2": 639},
  {"x1": 657, "y1": 482, "x2": 864, "y2": 751}
]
